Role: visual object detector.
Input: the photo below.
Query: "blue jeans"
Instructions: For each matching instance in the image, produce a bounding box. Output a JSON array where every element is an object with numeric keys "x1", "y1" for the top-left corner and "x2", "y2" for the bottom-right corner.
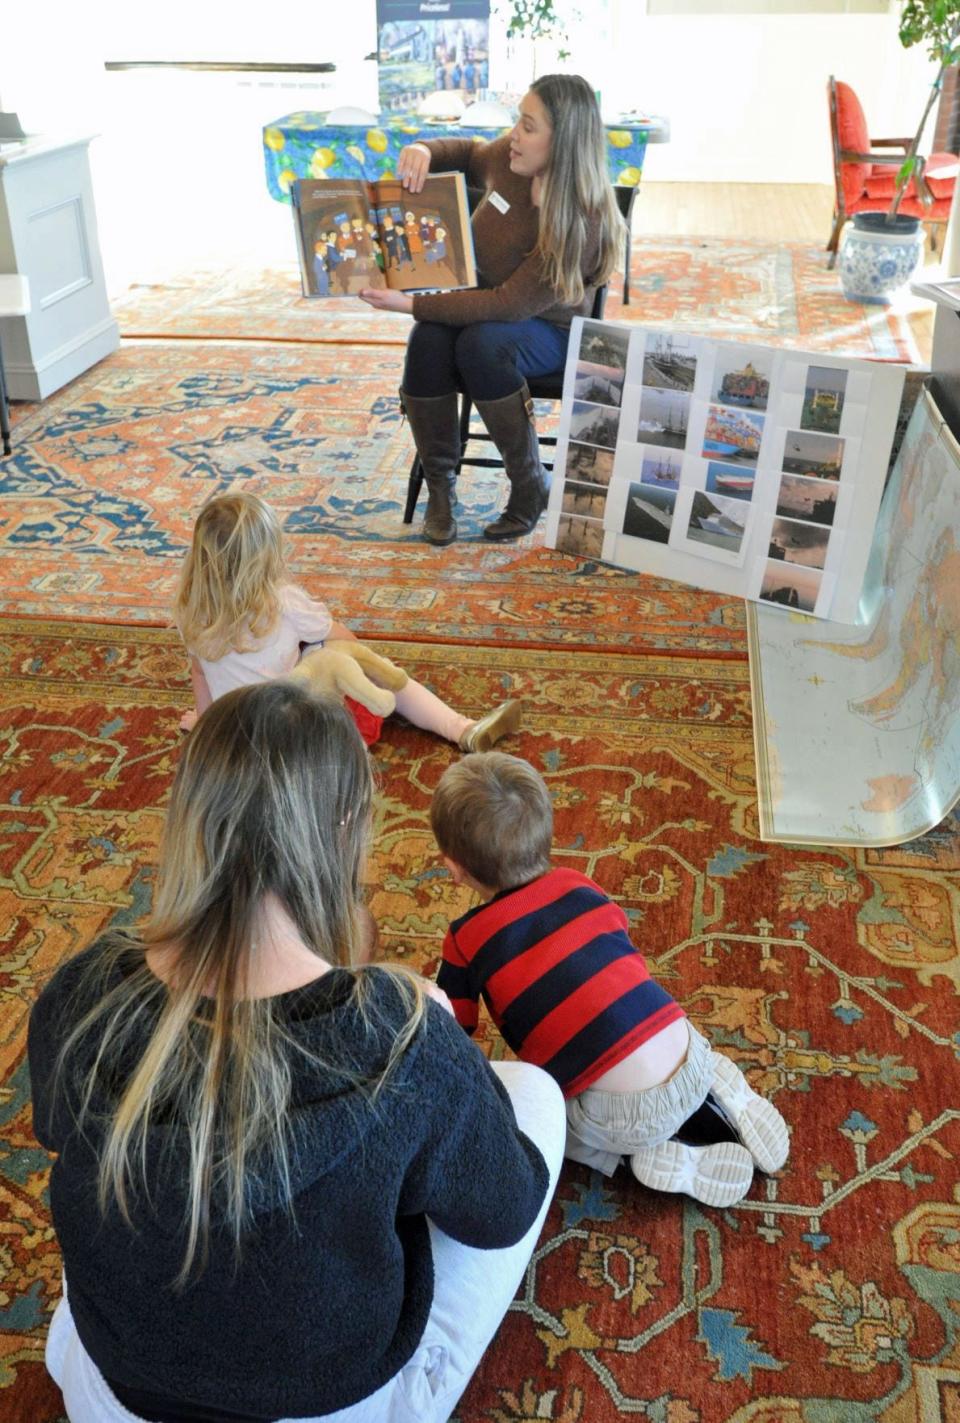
[{"x1": 403, "y1": 318, "x2": 571, "y2": 401}]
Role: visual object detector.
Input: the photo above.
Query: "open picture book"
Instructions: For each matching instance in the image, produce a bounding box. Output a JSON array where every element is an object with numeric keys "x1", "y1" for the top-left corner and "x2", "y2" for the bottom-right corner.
[{"x1": 292, "y1": 172, "x2": 477, "y2": 297}]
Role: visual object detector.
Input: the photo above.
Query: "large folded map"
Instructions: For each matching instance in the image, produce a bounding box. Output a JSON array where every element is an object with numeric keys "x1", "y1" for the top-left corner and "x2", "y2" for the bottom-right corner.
[{"x1": 748, "y1": 387, "x2": 960, "y2": 846}]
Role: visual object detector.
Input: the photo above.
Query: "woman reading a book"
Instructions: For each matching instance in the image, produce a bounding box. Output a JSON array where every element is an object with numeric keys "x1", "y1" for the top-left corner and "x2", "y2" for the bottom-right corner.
[
  {"x1": 30, "y1": 681, "x2": 566, "y2": 1423},
  {"x1": 359, "y1": 73, "x2": 624, "y2": 546}
]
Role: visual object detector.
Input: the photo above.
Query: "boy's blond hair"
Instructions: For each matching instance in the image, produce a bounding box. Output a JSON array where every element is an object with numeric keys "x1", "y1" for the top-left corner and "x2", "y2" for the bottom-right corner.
[
  {"x1": 174, "y1": 492, "x2": 287, "y2": 660},
  {"x1": 430, "y1": 752, "x2": 553, "y2": 892}
]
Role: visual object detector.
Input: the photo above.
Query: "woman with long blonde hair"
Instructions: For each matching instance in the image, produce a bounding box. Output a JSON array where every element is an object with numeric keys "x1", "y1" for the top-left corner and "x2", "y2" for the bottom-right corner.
[
  {"x1": 30, "y1": 682, "x2": 565, "y2": 1422},
  {"x1": 360, "y1": 73, "x2": 624, "y2": 546}
]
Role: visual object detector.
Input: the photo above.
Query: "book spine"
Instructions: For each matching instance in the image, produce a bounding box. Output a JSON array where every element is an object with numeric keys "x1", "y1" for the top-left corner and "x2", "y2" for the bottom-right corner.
[{"x1": 290, "y1": 182, "x2": 311, "y2": 298}]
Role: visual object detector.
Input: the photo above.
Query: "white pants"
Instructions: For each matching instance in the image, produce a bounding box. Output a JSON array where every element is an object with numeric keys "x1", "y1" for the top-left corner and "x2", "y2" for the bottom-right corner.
[
  {"x1": 564, "y1": 1022, "x2": 714, "y2": 1176},
  {"x1": 46, "y1": 1061, "x2": 566, "y2": 1423}
]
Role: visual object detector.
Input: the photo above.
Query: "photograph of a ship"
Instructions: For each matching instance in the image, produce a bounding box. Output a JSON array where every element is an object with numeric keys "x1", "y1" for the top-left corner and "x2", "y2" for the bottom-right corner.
[
  {"x1": 562, "y1": 481, "x2": 608, "y2": 519},
  {"x1": 556, "y1": 514, "x2": 605, "y2": 558},
  {"x1": 711, "y1": 351, "x2": 771, "y2": 411},
  {"x1": 637, "y1": 389, "x2": 689, "y2": 450},
  {"x1": 564, "y1": 442, "x2": 615, "y2": 489},
  {"x1": 705, "y1": 461, "x2": 755, "y2": 502},
  {"x1": 623, "y1": 482, "x2": 676, "y2": 544},
  {"x1": 768, "y1": 517, "x2": 829, "y2": 568},
  {"x1": 574, "y1": 359, "x2": 624, "y2": 407},
  {"x1": 776, "y1": 474, "x2": 838, "y2": 526},
  {"x1": 685, "y1": 490, "x2": 748, "y2": 555},
  {"x1": 642, "y1": 333, "x2": 697, "y2": 392},
  {"x1": 579, "y1": 320, "x2": 630, "y2": 371},
  {"x1": 702, "y1": 405, "x2": 764, "y2": 465},
  {"x1": 801, "y1": 365, "x2": 847, "y2": 435},
  {"x1": 641, "y1": 452, "x2": 681, "y2": 490},
  {"x1": 759, "y1": 560, "x2": 821, "y2": 612},
  {"x1": 569, "y1": 400, "x2": 620, "y2": 449},
  {"x1": 782, "y1": 429, "x2": 844, "y2": 480}
]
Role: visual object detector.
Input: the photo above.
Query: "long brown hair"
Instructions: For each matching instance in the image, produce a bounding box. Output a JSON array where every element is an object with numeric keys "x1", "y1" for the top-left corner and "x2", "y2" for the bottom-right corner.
[
  {"x1": 531, "y1": 73, "x2": 625, "y2": 306},
  {"x1": 59, "y1": 682, "x2": 426, "y2": 1283}
]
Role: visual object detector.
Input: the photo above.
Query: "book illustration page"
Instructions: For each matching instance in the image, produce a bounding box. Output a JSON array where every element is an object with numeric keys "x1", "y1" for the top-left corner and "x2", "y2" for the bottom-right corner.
[
  {"x1": 376, "y1": 173, "x2": 477, "y2": 293},
  {"x1": 292, "y1": 180, "x2": 386, "y2": 296}
]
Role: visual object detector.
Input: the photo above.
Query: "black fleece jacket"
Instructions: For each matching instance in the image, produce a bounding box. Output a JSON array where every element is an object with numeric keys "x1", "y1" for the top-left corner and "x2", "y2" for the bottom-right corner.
[{"x1": 28, "y1": 939, "x2": 549, "y2": 1421}]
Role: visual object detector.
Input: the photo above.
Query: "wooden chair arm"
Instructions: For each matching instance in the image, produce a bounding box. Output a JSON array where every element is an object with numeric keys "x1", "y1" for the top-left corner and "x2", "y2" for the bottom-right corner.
[
  {"x1": 870, "y1": 137, "x2": 912, "y2": 151},
  {"x1": 839, "y1": 149, "x2": 909, "y2": 165}
]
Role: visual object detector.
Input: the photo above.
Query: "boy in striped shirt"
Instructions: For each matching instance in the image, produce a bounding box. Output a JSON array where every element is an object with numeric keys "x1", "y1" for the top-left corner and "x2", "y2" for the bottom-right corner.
[{"x1": 432, "y1": 753, "x2": 789, "y2": 1207}]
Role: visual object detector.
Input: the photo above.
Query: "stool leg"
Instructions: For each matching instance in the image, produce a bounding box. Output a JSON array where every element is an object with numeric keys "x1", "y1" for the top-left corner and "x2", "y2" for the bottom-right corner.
[
  {"x1": 0, "y1": 334, "x2": 11, "y2": 459},
  {"x1": 403, "y1": 455, "x2": 424, "y2": 523},
  {"x1": 623, "y1": 224, "x2": 631, "y2": 306}
]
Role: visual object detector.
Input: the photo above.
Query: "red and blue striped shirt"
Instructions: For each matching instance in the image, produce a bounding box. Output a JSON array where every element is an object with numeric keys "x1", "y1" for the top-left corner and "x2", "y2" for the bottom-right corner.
[{"x1": 437, "y1": 867, "x2": 686, "y2": 1098}]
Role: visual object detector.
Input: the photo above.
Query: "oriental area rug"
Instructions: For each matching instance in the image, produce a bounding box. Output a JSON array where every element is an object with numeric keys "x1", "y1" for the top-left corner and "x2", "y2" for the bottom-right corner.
[
  {"x1": 0, "y1": 621, "x2": 958, "y2": 1423},
  {"x1": 110, "y1": 235, "x2": 924, "y2": 364},
  {"x1": 0, "y1": 341, "x2": 745, "y2": 653}
]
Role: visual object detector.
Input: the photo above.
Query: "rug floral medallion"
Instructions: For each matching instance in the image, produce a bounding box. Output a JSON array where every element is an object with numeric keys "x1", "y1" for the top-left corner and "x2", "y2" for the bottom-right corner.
[{"x1": 1, "y1": 621, "x2": 957, "y2": 1423}]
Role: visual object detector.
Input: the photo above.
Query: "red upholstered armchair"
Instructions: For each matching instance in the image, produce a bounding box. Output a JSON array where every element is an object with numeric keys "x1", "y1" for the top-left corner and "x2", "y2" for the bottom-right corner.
[{"x1": 827, "y1": 76, "x2": 958, "y2": 267}]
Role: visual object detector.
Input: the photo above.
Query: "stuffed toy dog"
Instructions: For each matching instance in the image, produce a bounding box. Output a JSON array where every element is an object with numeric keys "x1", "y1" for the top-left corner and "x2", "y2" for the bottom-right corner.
[{"x1": 291, "y1": 640, "x2": 409, "y2": 745}]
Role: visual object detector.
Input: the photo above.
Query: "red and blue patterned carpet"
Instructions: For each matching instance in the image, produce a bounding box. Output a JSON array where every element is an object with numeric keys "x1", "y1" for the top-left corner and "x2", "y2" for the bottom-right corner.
[
  {"x1": 1, "y1": 248, "x2": 956, "y2": 1422},
  {"x1": 1, "y1": 620, "x2": 957, "y2": 1422},
  {"x1": 2, "y1": 341, "x2": 745, "y2": 652}
]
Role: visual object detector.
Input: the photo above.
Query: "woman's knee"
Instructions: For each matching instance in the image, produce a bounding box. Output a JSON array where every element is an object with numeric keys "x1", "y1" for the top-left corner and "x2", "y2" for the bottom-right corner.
[
  {"x1": 453, "y1": 325, "x2": 520, "y2": 398},
  {"x1": 404, "y1": 322, "x2": 459, "y2": 396},
  {"x1": 488, "y1": 1061, "x2": 566, "y2": 1178}
]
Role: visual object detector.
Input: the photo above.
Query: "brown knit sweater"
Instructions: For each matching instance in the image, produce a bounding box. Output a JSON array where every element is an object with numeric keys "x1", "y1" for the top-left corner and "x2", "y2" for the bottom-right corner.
[{"x1": 411, "y1": 135, "x2": 601, "y2": 327}]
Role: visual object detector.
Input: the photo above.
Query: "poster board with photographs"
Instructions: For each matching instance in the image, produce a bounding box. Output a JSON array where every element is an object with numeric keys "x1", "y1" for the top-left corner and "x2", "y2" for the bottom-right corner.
[
  {"x1": 292, "y1": 173, "x2": 476, "y2": 297},
  {"x1": 545, "y1": 321, "x2": 906, "y2": 624},
  {"x1": 376, "y1": 0, "x2": 490, "y2": 115}
]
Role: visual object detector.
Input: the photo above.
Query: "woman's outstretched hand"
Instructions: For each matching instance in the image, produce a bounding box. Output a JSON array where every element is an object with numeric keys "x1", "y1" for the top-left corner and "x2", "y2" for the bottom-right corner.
[
  {"x1": 397, "y1": 142, "x2": 431, "y2": 192},
  {"x1": 358, "y1": 289, "x2": 414, "y2": 313}
]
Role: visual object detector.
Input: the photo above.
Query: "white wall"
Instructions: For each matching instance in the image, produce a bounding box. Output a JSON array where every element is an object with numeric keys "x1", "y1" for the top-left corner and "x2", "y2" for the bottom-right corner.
[
  {"x1": 607, "y1": 2, "x2": 940, "y2": 184},
  {"x1": 0, "y1": 0, "x2": 945, "y2": 288}
]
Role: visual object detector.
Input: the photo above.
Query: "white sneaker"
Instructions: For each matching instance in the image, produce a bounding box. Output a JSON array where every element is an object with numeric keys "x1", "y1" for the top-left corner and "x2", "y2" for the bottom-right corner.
[
  {"x1": 630, "y1": 1139, "x2": 754, "y2": 1208},
  {"x1": 709, "y1": 1051, "x2": 790, "y2": 1174}
]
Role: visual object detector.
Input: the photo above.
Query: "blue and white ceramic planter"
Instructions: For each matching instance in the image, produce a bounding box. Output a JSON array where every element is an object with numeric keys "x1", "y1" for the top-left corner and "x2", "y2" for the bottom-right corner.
[{"x1": 838, "y1": 213, "x2": 924, "y2": 304}]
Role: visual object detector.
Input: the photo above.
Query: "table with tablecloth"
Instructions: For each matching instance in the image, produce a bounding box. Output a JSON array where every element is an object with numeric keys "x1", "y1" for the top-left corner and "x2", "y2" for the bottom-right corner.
[{"x1": 262, "y1": 113, "x2": 668, "y2": 201}]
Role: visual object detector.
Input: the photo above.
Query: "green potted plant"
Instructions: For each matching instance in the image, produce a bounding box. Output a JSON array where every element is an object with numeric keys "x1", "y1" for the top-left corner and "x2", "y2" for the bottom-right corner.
[
  {"x1": 840, "y1": 0, "x2": 960, "y2": 301},
  {"x1": 887, "y1": 0, "x2": 960, "y2": 221},
  {"x1": 498, "y1": 0, "x2": 571, "y2": 84},
  {"x1": 503, "y1": 0, "x2": 570, "y2": 55}
]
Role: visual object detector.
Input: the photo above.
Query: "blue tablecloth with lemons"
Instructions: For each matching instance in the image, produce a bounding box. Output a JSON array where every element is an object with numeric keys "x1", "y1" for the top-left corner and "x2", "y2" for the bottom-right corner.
[{"x1": 263, "y1": 113, "x2": 665, "y2": 201}]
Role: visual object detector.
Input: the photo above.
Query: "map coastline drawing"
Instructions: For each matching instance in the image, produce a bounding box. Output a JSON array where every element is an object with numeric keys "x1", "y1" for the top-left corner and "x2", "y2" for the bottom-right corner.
[{"x1": 748, "y1": 387, "x2": 960, "y2": 845}]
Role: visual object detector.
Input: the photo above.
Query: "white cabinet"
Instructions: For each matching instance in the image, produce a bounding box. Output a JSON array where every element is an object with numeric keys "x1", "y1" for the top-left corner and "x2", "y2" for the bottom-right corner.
[{"x1": 0, "y1": 134, "x2": 118, "y2": 400}]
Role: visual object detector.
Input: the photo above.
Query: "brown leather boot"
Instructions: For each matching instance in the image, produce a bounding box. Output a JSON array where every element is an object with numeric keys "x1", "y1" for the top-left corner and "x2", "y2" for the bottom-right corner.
[
  {"x1": 475, "y1": 384, "x2": 550, "y2": 541},
  {"x1": 399, "y1": 389, "x2": 461, "y2": 545}
]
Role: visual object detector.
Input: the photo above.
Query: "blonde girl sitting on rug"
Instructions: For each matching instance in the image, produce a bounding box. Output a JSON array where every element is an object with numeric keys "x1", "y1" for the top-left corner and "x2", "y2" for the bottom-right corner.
[{"x1": 175, "y1": 490, "x2": 520, "y2": 751}]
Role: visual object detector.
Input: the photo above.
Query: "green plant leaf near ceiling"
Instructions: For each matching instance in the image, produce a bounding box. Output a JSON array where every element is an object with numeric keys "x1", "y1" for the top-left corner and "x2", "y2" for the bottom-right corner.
[{"x1": 504, "y1": 0, "x2": 571, "y2": 57}]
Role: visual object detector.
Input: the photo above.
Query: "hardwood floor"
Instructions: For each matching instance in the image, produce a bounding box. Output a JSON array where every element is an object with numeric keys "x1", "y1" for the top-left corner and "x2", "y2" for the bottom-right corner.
[
  {"x1": 634, "y1": 182, "x2": 934, "y2": 363},
  {"x1": 634, "y1": 181, "x2": 835, "y2": 242}
]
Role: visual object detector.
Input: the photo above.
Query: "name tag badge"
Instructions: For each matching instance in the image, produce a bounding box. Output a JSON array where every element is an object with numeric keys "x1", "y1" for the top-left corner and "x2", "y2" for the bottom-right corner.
[{"x1": 489, "y1": 191, "x2": 510, "y2": 214}]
